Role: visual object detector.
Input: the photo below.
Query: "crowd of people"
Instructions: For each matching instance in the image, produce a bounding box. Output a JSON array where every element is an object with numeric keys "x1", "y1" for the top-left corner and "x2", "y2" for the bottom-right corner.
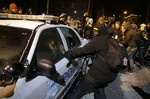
[
  {"x1": 1, "y1": 3, "x2": 150, "y2": 98},
  {"x1": 60, "y1": 11, "x2": 150, "y2": 99},
  {"x1": 0, "y1": 3, "x2": 32, "y2": 14},
  {"x1": 60, "y1": 12, "x2": 150, "y2": 73}
]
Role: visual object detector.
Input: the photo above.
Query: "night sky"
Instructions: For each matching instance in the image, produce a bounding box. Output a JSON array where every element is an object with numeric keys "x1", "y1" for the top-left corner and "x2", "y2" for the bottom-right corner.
[
  {"x1": 0, "y1": 0, "x2": 149, "y2": 23},
  {"x1": 93, "y1": 0, "x2": 149, "y2": 15},
  {"x1": 1, "y1": 0, "x2": 149, "y2": 14},
  {"x1": 93, "y1": 0, "x2": 149, "y2": 19}
]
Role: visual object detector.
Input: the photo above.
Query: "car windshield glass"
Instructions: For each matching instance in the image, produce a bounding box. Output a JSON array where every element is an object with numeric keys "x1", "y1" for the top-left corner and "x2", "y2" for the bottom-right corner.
[{"x1": 0, "y1": 26, "x2": 32, "y2": 73}]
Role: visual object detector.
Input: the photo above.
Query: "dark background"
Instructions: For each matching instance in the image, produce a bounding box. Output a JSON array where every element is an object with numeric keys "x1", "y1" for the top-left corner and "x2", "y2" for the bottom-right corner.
[{"x1": 0, "y1": 0, "x2": 150, "y2": 24}]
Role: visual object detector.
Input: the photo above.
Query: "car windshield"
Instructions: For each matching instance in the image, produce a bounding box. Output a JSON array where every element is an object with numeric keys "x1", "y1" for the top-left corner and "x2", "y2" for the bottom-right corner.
[{"x1": 0, "y1": 26, "x2": 32, "y2": 73}]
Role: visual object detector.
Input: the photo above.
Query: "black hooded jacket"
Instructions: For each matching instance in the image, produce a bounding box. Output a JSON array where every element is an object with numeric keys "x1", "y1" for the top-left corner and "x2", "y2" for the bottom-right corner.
[{"x1": 66, "y1": 24, "x2": 118, "y2": 84}]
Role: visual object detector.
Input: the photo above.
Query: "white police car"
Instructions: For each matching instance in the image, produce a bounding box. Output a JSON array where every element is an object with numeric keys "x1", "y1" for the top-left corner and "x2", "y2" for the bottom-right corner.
[{"x1": 0, "y1": 13, "x2": 89, "y2": 99}]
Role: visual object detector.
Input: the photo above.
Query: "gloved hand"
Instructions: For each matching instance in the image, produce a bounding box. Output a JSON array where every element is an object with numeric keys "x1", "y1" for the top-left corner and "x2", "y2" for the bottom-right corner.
[
  {"x1": 64, "y1": 50, "x2": 78, "y2": 67},
  {"x1": 64, "y1": 50, "x2": 73, "y2": 60}
]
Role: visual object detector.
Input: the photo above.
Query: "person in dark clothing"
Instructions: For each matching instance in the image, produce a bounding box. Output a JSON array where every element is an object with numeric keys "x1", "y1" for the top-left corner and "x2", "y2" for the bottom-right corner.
[
  {"x1": 81, "y1": 12, "x2": 90, "y2": 38},
  {"x1": 94, "y1": 17, "x2": 108, "y2": 37},
  {"x1": 83, "y1": 18, "x2": 94, "y2": 40},
  {"x1": 137, "y1": 24, "x2": 149, "y2": 67},
  {"x1": 65, "y1": 23, "x2": 118, "y2": 99},
  {"x1": 112, "y1": 21, "x2": 122, "y2": 41},
  {"x1": 146, "y1": 23, "x2": 150, "y2": 42},
  {"x1": 92, "y1": 27, "x2": 99, "y2": 39},
  {"x1": 120, "y1": 21, "x2": 140, "y2": 72},
  {"x1": 58, "y1": 13, "x2": 67, "y2": 24},
  {"x1": 146, "y1": 23, "x2": 150, "y2": 53}
]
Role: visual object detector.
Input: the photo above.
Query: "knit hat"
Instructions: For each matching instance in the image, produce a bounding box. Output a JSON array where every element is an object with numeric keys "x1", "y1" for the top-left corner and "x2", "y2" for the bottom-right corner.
[{"x1": 9, "y1": 3, "x2": 17, "y2": 9}]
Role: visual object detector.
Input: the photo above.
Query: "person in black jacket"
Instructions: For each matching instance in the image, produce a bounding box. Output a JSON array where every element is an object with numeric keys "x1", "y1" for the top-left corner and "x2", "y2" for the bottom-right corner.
[
  {"x1": 65, "y1": 20, "x2": 118, "y2": 99},
  {"x1": 137, "y1": 24, "x2": 149, "y2": 68},
  {"x1": 120, "y1": 21, "x2": 140, "y2": 72}
]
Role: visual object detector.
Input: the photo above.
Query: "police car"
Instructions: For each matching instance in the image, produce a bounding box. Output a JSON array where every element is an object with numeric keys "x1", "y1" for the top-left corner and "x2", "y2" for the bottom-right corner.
[{"x1": 0, "y1": 13, "x2": 89, "y2": 99}]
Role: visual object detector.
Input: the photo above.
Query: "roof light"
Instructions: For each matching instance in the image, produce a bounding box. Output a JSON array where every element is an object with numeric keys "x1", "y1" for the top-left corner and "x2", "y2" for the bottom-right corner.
[{"x1": 0, "y1": 13, "x2": 59, "y2": 23}]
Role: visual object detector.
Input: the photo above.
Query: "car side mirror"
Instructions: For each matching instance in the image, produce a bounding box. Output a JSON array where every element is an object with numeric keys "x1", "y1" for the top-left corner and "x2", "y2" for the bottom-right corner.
[
  {"x1": 37, "y1": 59, "x2": 65, "y2": 86},
  {"x1": 3, "y1": 62, "x2": 24, "y2": 77},
  {"x1": 37, "y1": 59, "x2": 56, "y2": 75}
]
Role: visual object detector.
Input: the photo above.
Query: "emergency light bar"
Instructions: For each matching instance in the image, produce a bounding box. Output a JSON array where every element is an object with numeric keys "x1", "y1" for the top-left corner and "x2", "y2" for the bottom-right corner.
[{"x1": 0, "y1": 13, "x2": 59, "y2": 23}]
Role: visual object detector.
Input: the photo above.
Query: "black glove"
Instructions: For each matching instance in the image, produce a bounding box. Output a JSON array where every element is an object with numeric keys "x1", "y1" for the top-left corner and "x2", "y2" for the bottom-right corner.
[
  {"x1": 64, "y1": 50, "x2": 73, "y2": 60},
  {"x1": 64, "y1": 50, "x2": 78, "y2": 67}
]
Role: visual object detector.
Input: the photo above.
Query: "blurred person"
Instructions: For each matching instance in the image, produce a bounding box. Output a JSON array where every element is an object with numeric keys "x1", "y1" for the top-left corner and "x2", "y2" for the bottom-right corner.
[
  {"x1": 76, "y1": 19, "x2": 83, "y2": 36},
  {"x1": 65, "y1": 20, "x2": 118, "y2": 99},
  {"x1": 58, "y1": 13, "x2": 67, "y2": 24},
  {"x1": 69, "y1": 18, "x2": 78, "y2": 29},
  {"x1": 26, "y1": 8, "x2": 32, "y2": 15},
  {"x1": 81, "y1": 12, "x2": 90, "y2": 37},
  {"x1": 136, "y1": 23, "x2": 149, "y2": 68},
  {"x1": 0, "y1": 7, "x2": 6, "y2": 13},
  {"x1": 17, "y1": 7, "x2": 23, "y2": 14},
  {"x1": 37, "y1": 39, "x2": 65, "y2": 63},
  {"x1": 66, "y1": 16, "x2": 71, "y2": 26},
  {"x1": 140, "y1": 23, "x2": 149, "y2": 51},
  {"x1": 131, "y1": 23, "x2": 139, "y2": 32},
  {"x1": 91, "y1": 17, "x2": 108, "y2": 39},
  {"x1": 92, "y1": 27, "x2": 99, "y2": 39},
  {"x1": 48, "y1": 40, "x2": 64, "y2": 61},
  {"x1": 140, "y1": 24, "x2": 149, "y2": 41},
  {"x1": 83, "y1": 18, "x2": 94, "y2": 40},
  {"x1": 146, "y1": 23, "x2": 150, "y2": 53},
  {"x1": 112, "y1": 21, "x2": 122, "y2": 41},
  {"x1": 5, "y1": 3, "x2": 18, "y2": 14},
  {"x1": 120, "y1": 21, "x2": 140, "y2": 72},
  {"x1": 82, "y1": 12, "x2": 89, "y2": 27},
  {"x1": 146, "y1": 23, "x2": 150, "y2": 38}
]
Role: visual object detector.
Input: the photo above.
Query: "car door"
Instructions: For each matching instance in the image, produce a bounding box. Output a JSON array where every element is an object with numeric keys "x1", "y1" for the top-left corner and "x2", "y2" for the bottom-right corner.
[
  {"x1": 58, "y1": 26, "x2": 88, "y2": 77},
  {"x1": 58, "y1": 27, "x2": 81, "y2": 49},
  {"x1": 10, "y1": 27, "x2": 68, "y2": 99},
  {"x1": 9, "y1": 26, "x2": 80, "y2": 99},
  {"x1": 58, "y1": 26, "x2": 92, "y2": 75},
  {"x1": 32, "y1": 26, "x2": 83, "y2": 99},
  {"x1": 32, "y1": 27, "x2": 70, "y2": 99},
  {"x1": 53, "y1": 26, "x2": 84, "y2": 98}
]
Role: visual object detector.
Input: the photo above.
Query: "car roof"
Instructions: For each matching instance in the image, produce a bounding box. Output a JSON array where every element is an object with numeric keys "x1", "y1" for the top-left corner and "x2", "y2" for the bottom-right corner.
[{"x1": 0, "y1": 20, "x2": 45, "y2": 30}]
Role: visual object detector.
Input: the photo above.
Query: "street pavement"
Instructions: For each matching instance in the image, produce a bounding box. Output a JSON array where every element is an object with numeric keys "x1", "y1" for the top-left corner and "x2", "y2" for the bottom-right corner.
[{"x1": 81, "y1": 66, "x2": 150, "y2": 99}]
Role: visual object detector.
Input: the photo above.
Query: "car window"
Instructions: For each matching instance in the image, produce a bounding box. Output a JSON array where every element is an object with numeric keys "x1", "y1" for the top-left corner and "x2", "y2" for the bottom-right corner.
[
  {"x1": 35, "y1": 28, "x2": 65, "y2": 63},
  {"x1": 60, "y1": 27, "x2": 81, "y2": 49},
  {"x1": 0, "y1": 26, "x2": 32, "y2": 73}
]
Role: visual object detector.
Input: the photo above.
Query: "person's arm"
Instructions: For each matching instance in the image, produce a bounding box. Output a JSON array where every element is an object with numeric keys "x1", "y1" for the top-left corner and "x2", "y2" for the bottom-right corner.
[
  {"x1": 120, "y1": 33, "x2": 131, "y2": 45},
  {"x1": 65, "y1": 38, "x2": 98, "y2": 59}
]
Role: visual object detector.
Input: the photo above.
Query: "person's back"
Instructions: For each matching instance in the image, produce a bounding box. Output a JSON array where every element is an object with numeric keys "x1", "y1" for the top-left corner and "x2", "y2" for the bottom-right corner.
[
  {"x1": 86, "y1": 36, "x2": 118, "y2": 83},
  {"x1": 65, "y1": 22, "x2": 119, "y2": 99},
  {"x1": 120, "y1": 21, "x2": 140, "y2": 72}
]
